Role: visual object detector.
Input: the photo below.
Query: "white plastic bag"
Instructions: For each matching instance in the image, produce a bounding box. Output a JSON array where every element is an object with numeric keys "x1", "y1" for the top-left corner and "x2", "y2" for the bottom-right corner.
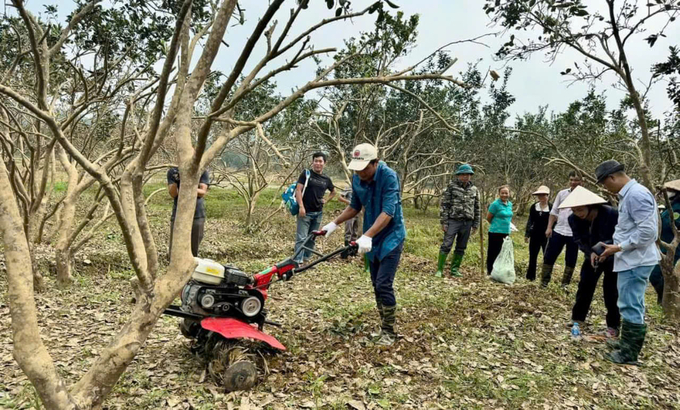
[{"x1": 491, "y1": 236, "x2": 516, "y2": 284}]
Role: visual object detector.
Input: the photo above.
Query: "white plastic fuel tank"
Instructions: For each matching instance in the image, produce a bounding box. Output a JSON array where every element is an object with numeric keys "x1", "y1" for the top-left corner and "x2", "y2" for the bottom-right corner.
[{"x1": 192, "y1": 257, "x2": 225, "y2": 285}]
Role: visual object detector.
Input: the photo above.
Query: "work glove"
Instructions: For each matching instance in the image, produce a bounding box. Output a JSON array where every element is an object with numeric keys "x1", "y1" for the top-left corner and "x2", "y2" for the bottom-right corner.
[
  {"x1": 510, "y1": 223, "x2": 518, "y2": 233},
  {"x1": 356, "y1": 235, "x2": 372, "y2": 254},
  {"x1": 321, "y1": 222, "x2": 338, "y2": 238}
]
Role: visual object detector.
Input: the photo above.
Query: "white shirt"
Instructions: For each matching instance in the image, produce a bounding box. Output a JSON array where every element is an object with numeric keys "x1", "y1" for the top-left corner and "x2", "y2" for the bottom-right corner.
[
  {"x1": 550, "y1": 188, "x2": 574, "y2": 237},
  {"x1": 535, "y1": 202, "x2": 550, "y2": 213},
  {"x1": 613, "y1": 179, "x2": 661, "y2": 271}
]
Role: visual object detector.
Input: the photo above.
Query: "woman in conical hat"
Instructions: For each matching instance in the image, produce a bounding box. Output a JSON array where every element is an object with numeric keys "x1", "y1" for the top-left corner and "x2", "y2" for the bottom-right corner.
[
  {"x1": 524, "y1": 186, "x2": 552, "y2": 281},
  {"x1": 559, "y1": 186, "x2": 621, "y2": 339}
]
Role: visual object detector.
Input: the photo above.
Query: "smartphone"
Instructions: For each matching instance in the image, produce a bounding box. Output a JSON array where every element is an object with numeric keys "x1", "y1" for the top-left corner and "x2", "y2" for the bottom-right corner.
[{"x1": 591, "y1": 241, "x2": 608, "y2": 256}]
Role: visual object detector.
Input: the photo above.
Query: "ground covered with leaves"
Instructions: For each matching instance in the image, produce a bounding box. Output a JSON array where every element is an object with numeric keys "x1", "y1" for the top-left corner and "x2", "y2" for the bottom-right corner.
[{"x1": 1, "y1": 186, "x2": 679, "y2": 409}]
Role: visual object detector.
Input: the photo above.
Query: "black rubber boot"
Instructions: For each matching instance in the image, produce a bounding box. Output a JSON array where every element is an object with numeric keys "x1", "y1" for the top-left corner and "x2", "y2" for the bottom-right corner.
[
  {"x1": 377, "y1": 305, "x2": 397, "y2": 346},
  {"x1": 540, "y1": 264, "x2": 554, "y2": 288},
  {"x1": 561, "y1": 266, "x2": 575, "y2": 287},
  {"x1": 371, "y1": 301, "x2": 384, "y2": 338}
]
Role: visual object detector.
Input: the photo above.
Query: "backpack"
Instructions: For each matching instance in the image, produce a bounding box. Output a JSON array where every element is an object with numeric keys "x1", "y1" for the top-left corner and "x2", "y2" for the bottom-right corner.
[{"x1": 282, "y1": 170, "x2": 310, "y2": 216}]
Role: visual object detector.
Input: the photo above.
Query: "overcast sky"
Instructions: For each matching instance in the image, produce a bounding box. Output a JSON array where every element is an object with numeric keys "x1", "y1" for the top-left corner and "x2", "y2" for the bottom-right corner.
[{"x1": 23, "y1": 0, "x2": 680, "y2": 120}]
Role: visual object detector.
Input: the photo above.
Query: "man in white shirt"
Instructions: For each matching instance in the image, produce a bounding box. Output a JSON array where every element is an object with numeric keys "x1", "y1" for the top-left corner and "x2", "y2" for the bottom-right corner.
[
  {"x1": 541, "y1": 171, "x2": 582, "y2": 288},
  {"x1": 595, "y1": 160, "x2": 660, "y2": 365}
]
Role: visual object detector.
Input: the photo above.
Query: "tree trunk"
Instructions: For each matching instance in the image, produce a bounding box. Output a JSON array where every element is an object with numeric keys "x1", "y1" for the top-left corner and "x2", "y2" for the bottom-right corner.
[
  {"x1": 27, "y1": 148, "x2": 55, "y2": 244},
  {"x1": 662, "y1": 270, "x2": 680, "y2": 321},
  {"x1": 54, "y1": 200, "x2": 77, "y2": 285},
  {"x1": 245, "y1": 198, "x2": 254, "y2": 228},
  {"x1": 28, "y1": 243, "x2": 46, "y2": 293},
  {"x1": 628, "y1": 93, "x2": 654, "y2": 191},
  {"x1": 55, "y1": 249, "x2": 73, "y2": 286},
  {"x1": 0, "y1": 159, "x2": 77, "y2": 409},
  {"x1": 661, "y1": 252, "x2": 680, "y2": 321}
]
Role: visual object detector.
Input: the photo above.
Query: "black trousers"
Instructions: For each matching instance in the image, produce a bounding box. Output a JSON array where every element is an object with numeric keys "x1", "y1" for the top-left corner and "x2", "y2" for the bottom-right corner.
[
  {"x1": 526, "y1": 235, "x2": 547, "y2": 281},
  {"x1": 543, "y1": 231, "x2": 578, "y2": 268},
  {"x1": 487, "y1": 232, "x2": 508, "y2": 275},
  {"x1": 169, "y1": 218, "x2": 206, "y2": 258},
  {"x1": 649, "y1": 265, "x2": 664, "y2": 305},
  {"x1": 572, "y1": 258, "x2": 620, "y2": 329}
]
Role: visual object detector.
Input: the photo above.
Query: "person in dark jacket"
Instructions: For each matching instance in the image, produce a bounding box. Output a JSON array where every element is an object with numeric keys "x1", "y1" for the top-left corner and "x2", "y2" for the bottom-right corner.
[
  {"x1": 524, "y1": 185, "x2": 552, "y2": 281},
  {"x1": 560, "y1": 186, "x2": 620, "y2": 339},
  {"x1": 437, "y1": 164, "x2": 480, "y2": 278},
  {"x1": 650, "y1": 179, "x2": 680, "y2": 304}
]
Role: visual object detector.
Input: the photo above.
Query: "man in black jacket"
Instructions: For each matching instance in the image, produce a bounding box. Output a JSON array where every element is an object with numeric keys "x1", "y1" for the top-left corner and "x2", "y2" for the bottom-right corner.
[{"x1": 559, "y1": 186, "x2": 620, "y2": 339}]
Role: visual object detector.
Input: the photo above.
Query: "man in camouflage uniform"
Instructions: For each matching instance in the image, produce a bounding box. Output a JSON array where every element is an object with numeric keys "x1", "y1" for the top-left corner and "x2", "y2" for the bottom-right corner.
[{"x1": 436, "y1": 164, "x2": 480, "y2": 278}]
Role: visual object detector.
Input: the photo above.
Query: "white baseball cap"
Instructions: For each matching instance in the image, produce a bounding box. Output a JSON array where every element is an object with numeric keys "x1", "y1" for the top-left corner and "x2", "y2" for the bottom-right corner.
[
  {"x1": 558, "y1": 186, "x2": 607, "y2": 209},
  {"x1": 348, "y1": 143, "x2": 378, "y2": 171}
]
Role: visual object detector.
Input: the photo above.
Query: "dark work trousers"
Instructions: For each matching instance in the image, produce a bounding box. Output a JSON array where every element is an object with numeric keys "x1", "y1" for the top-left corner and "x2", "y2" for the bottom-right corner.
[
  {"x1": 487, "y1": 232, "x2": 509, "y2": 275},
  {"x1": 440, "y1": 219, "x2": 474, "y2": 256},
  {"x1": 649, "y1": 265, "x2": 664, "y2": 305},
  {"x1": 169, "y1": 218, "x2": 206, "y2": 259},
  {"x1": 526, "y1": 235, "x2": 548, "y2": 281},
  {"x1": 572, "y1": 258, "x2": 620, "y2": 329},
  {"x1": 344, "y1": 216, "x2": 360, "y2": 242},
  {"x1": 543, "y1": 231, "x2": 578, "y2": 268},
  {"x1": 369, "y1": 241, "x2": 404, "y2": 307}
]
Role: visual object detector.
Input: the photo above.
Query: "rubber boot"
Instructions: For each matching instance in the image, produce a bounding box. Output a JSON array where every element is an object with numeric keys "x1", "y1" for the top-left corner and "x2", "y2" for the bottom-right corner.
[
  {"x1": 435, "y1": 252, "x2": 447, "y2": 278},
  {"x1": 606, "y1": 320, "x2": 646, "y2": 365},
  {"x1": 450, "y1": 253, "x2": 464, "y2": 278},
  {"x1": 341, "y1": 240, "x2": 349, "y2": 259},
  {"x1": 364, "y1": 254, "x2": 370, "y2": 273},
  {"x1": 540, "y1": 264, "x2": 554, "y2": 288},
  {"x1": 377, "y1": 305, "x2": 397, "y2": 346},
  {"x1": 606, "y1": 337, "x2": 621, "y2": 350},
  {"x1": 561, "y1": 266, "x2": 575, "y2": 288},
  {"x1": 371, "y1": 302, "x2": 384, "y2": 338}
]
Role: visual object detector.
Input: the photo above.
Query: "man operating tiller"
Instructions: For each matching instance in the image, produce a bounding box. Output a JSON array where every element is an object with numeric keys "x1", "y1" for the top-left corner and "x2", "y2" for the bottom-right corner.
[{"x1": 322, "y1": 143, "x2": 406, "y2": 346}]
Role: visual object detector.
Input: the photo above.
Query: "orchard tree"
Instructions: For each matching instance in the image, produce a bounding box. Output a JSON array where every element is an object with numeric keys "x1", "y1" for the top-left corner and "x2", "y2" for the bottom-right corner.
[
  {"x1": 0, "y1": 0, "x2": 471, "y2": 408},
  {"x1": 484, "y1": 0, "x2": 680, "y2": 189},
  {"x1": 0, "y1": 0, "x2": 185, "y2": 286},
  {"x1": 310, "y1": 11, "x2": 462, "y2": 201},
  {"x1": 485, "y1": 0, "x2": 680, "y2": 319}
]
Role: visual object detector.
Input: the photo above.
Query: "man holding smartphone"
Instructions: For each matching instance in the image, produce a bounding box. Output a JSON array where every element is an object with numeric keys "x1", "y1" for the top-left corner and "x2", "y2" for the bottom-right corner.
[
  {"x1": 595, "y1": 160, "x2": 660, "y2": 365},
  {"x1": 559, "y1": 186, "x2": 620, "y2": 339}
]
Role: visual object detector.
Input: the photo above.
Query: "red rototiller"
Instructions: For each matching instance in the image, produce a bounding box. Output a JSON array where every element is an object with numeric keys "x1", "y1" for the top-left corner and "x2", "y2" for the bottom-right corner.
[{"x1": 163, "y1": 231, "x2": 357, "y2": 391}]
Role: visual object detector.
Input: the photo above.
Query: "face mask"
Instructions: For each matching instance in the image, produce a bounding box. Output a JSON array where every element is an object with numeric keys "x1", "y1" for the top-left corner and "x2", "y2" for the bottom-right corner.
[{"x1": 668, "y1": 191, "x2": 677, "y2": 199}]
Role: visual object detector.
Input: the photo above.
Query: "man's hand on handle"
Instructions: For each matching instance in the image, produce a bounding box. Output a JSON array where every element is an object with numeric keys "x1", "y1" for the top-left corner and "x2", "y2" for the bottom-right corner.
[
  {"x1": 321, "y1": 222, "x2": 338, "y2": 238},
  {"x1": 356, "y1": 235, "x2": 372, "y2": 254}
]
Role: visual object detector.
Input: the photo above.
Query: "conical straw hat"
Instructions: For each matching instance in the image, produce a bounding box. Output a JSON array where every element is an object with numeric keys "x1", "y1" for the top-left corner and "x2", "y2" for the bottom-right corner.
[
  {"x1": 558, "y1": 186, "x2": 607, "y2": 209},
  {"x1": 664, "y1": 179, "x2": 680, "y2": 192},
  {"x1": 532, "y1": 185, "x2": 550, "y2": 195}
]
